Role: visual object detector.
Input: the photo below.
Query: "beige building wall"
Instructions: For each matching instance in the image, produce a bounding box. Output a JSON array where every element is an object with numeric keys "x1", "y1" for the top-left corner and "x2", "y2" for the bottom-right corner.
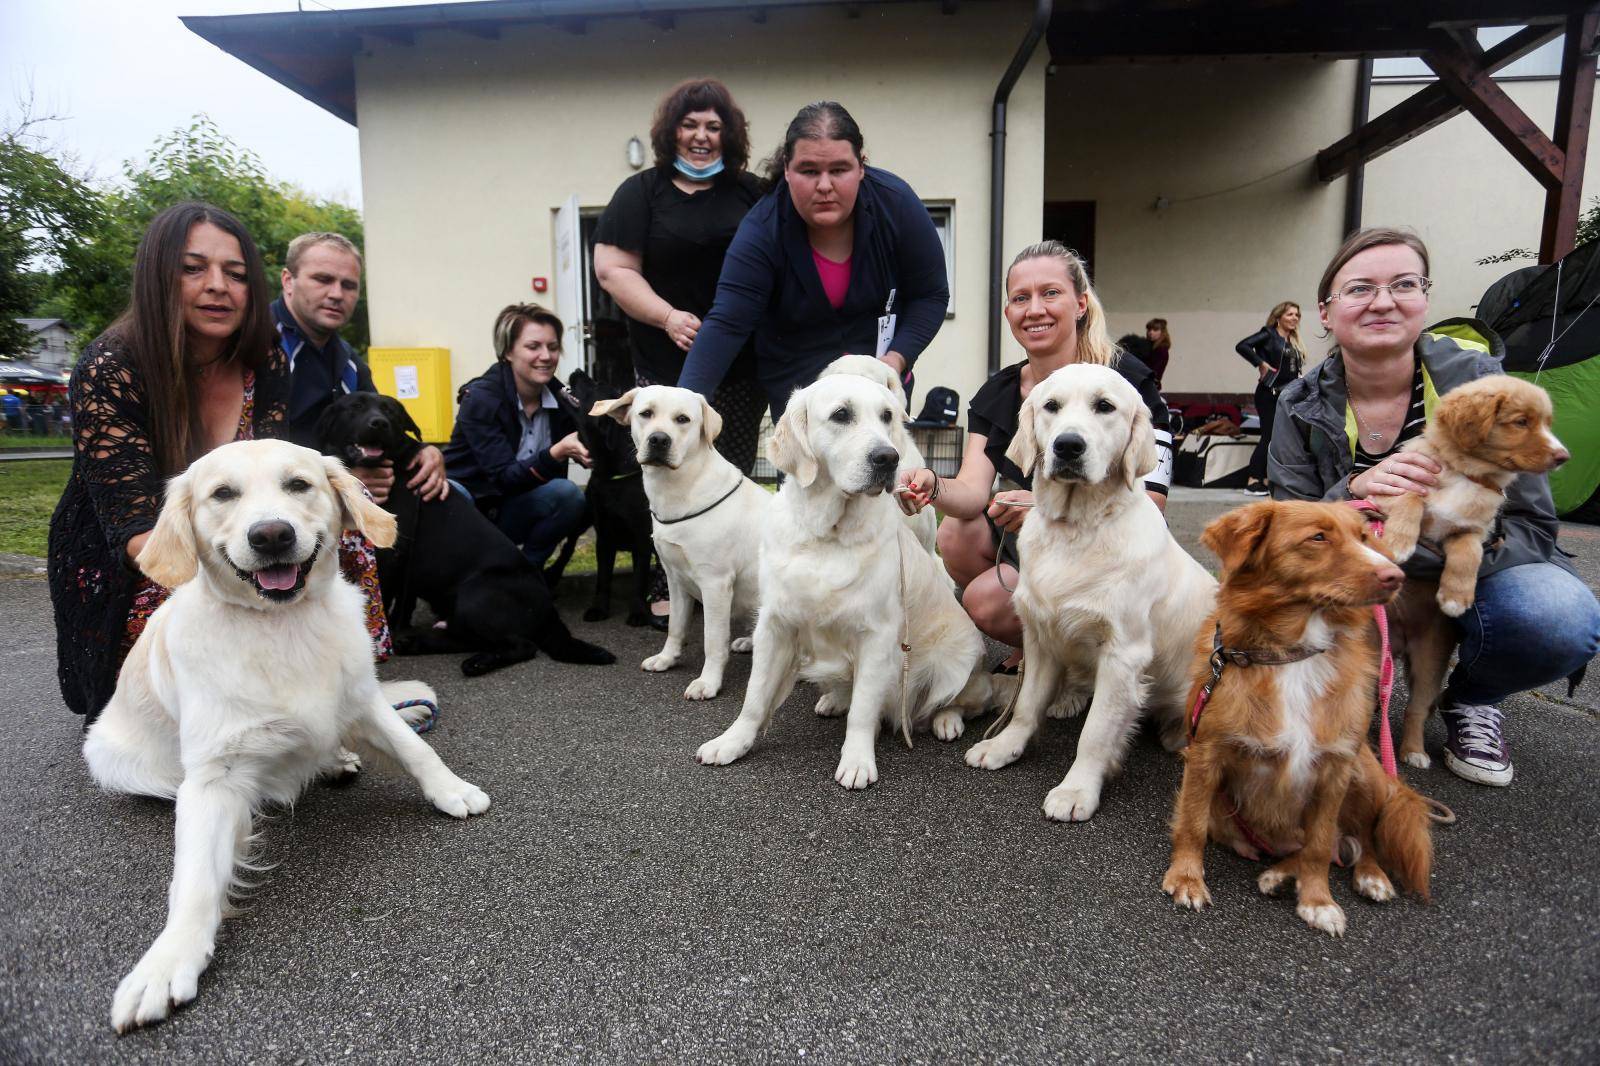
[
  {"x1": 353, "y1": 1, "x2": 1046, "y2": 420},
  {"x1": 1362, "y1": 76, "x2": 1600, "y2": 324},
  {"x1": 1043, "y1": 59, "x2": 1360, "y2": 397}
]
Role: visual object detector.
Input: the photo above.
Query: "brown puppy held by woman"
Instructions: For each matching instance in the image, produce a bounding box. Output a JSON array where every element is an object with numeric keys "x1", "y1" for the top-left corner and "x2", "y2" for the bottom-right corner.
[{"x1": 1162, "y1": 501, "x2": 1434, "y2": 937}]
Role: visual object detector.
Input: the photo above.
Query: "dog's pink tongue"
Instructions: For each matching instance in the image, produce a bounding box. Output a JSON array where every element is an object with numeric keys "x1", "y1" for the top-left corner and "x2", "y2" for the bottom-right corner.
[
  {"x1": 359, "y1": 446, "x2": 383, "y2": 460},
  {"x1": 254, "y1": 564, "x2": 300, "y2": 590}
]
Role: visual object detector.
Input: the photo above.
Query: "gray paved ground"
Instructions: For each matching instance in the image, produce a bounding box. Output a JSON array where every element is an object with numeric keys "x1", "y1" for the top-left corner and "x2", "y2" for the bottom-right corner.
[{"x1": 2, "y1": 487, "x2": 1597, "y2": 1064}]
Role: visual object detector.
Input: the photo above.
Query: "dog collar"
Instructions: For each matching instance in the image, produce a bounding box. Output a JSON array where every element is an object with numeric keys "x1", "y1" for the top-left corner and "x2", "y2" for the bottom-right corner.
[
  {"x1": 650, "y1": 478, "x2": 742, "y2": 524},
  {"x1": 1189, "y1": 623, "x2": 1328, "y2": 739}
]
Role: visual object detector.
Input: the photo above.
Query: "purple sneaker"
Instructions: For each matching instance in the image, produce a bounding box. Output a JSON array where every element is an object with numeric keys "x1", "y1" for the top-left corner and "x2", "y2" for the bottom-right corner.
[{"x1": 1441, "y1": 705, "x2": 1514, "y2": 787}]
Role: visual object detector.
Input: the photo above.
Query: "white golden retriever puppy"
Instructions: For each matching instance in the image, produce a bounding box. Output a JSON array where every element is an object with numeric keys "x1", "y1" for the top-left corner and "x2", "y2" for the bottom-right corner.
[
  {"x1": 819, "y1": 354, "x2": 937, "y2": 554},
  {"x1": 592, "y1": 385, "x2": 770, "y2": 700},
  {"x1": 696, "y1": 375, "x2": 994, "y2": 788},
  {"x1": 83, "y1": 439, "x2": 490, "y2": 1033},
  {"x1": 965, "y1": 364, "x2": 1216, "y2": 821}
]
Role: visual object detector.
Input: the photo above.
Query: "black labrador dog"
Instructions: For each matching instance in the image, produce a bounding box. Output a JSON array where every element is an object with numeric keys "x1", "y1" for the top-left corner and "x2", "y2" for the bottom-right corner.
[
  {"x1": 315, "y1": 391, "x2": 615, "y2": 676},
  {"x1": 555, "y1": 369, "x2": 655, "y2": 626}
]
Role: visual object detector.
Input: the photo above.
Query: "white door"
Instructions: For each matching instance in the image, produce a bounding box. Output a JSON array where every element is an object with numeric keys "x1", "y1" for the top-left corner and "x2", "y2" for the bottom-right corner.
[{"x1": 552, "y1": 193, "x2": 587, "y2": 380}]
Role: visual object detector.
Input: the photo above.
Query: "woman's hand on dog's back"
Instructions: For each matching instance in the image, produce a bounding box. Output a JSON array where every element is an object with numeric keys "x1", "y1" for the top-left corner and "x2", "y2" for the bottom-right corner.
[
  {"x1": 1350, "y1": 450, "x2": 1440, "y2": 500},
  {"x1": 551, "y1": 431, "x2": 593, "y2": 469}
]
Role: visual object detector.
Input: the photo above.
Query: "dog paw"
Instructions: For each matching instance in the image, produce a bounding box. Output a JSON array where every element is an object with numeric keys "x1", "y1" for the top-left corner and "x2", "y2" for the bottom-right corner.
[
  {"x1": 1042, "y1": 783, "x2": 1100, "y2": 822},
  {"x1": 583, "y1": 606, "x2": 610, "y2": 623},
  {"x1": 730, "y1": 636, "x2": 754, "y2": 654},
  {"x1": 965, "y1": 736, "x2": 1025, "y2": 771},
  {"x1": 1354, "y1": 871, "x2": 1396, "y2": 903},
  {"x1": 834, "y1": 750, "x2": 879, "y2": 790},
  {"x1": 696, "y1": 729, "x2": 754, "y2": 766},
  {"x1": 428, "y1": 778, "x2": 491, "y2": 819},
  {"x1": 111, "y1": 936, "x2": 210, "y2": 1033},
  {"x1": 1296, "y1": 901, "x2": 1347, "y2": 937},
  {"x1": 1162, "y1": 868, "x2": 1212, "y2": 910},
  {"x1": 641, "y1": 652, "x2": 679, "y2": 672},
  {"x1": 1257, "y1": 867, "x2": 1293, "y2": 896},
  {"x1": 684, "y1": 677, "x2": 721, "y2": 701},
  {"x1": 1045, "y1": 692, "x2": 1088, "y2": 720},
  {"x1": 931, "y1": 709, "x2": 965, "y2": 741},
  {"x1": 332, "y1": 747, "x2": 363, "y2": 777},
  {"x1": 812, "y1": 691, "x2": 847, "y2": 717},
  {"x1": 1437, "y1": 594, "x2": 1470, "y2": 618},
  {"x1": 1402, "y1": 749, "x2": 1432, "y2": 770}
]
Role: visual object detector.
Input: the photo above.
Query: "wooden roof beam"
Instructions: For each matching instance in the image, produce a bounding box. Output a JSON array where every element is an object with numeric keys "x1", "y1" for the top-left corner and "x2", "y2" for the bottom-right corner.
[
  {"x1": 1424, "y1": 32, "x2": 1564, "y2": 189},
  {"x1": 1315, "y1": 22, "x2": 1561, "y2": 182}
]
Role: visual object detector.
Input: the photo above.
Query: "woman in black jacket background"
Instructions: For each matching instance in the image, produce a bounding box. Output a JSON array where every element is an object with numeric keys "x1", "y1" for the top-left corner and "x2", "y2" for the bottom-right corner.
[{"x1": 1234, "y1": 300, "x2": 1305, "y2": 494}]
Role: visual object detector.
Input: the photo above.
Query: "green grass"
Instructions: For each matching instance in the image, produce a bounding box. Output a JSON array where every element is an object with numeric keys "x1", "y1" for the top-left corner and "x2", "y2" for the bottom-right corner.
[
  {"x1": 0, "y1": 433, "x2": 70, "y2": 450},
  {"x1": 0, "y1": 459, "x2": 69, "y2": 557}
]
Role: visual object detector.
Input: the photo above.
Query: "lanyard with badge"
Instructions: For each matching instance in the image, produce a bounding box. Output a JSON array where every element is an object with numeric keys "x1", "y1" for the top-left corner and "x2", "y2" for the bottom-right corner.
[{"x1": 875, "y1": 288, "x2": 897, "y2": 360}]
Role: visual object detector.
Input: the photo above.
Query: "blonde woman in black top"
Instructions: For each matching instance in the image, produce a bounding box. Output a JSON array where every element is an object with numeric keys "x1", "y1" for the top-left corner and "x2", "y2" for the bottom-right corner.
[{"x1": 1234, "y1": 299, "x2": 1306, "y2": 494}]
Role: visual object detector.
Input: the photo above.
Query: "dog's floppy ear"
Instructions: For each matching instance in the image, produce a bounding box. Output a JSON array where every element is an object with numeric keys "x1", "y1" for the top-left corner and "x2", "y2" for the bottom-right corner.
[
  {"x1": 322, "y1": 456, "x2": 398, "y2": 549},
  {"x1": 388, "y1": 397, "x2": 424, "y2": 442},
  {"x1": 1201, "y1": 502, "x2": 1274, "y2": 576},
  {"x1": 769, "y1": 390, "x2": 818, "y2": 486},
  {"x1": 1005, "y1": 395, "x2": 1042, "y2": 477},
  {"x1": 1120, "y1": 404, "x2": 1159, "y2": 489},
  {"x1": 137, "y1": 470, "x2": 199, "y2": 588},
  {"x1": 700, "y1": 394, "x2": 724, "y2": 446},
  {"x1": 589, "y1": 387, "x2": 637, "y2": 424},
  {"x1": 1434, "y1": 383, "x2": 1502, "y2": 451},
  {"x1": 889, "y1": 394, "x2": 914, "y2": 457}
]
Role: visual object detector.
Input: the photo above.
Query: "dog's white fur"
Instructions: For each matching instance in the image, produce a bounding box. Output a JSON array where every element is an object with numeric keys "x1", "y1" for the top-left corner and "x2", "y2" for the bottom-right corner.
[
  {"x1": 966, "y1": 364, "x2": 1216, "y2": 821},
  {"x1": 83, "y1": 439, "x2": 489, "y2": 1033},
  {"x1": 592, "y1": 385, "x2": 769, "y2": 700},
  {"x1": 696, "y1": 376, "x2": 993, "y2": 788},
  {"x1": 819, "y1": 354, "x2": 937, "y2": 554}
]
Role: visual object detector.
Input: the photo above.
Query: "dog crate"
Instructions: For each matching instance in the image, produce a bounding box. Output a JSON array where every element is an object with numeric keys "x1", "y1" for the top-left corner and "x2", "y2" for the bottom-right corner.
[{"x1": 751, "y1": 420, "x2": 965, "y2": 483}]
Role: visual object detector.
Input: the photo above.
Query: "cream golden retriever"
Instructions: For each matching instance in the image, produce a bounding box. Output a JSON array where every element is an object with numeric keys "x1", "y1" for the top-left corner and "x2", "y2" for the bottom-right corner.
[
  {"x1": 695, "y1": 375, "x2": 994, "y2": 789},
  {"x1": 592, "y1": 384, "x2": 770, "y2": 700},
  {"x1": 83, "y1": 439, "x2": 490, "y2": 1033},
  {"x1": 965, "y1": 364, "x2": 1216, "y2": 821},
  {"x1": 819, "y1": 354, "x2": 937, "y2": 553}
]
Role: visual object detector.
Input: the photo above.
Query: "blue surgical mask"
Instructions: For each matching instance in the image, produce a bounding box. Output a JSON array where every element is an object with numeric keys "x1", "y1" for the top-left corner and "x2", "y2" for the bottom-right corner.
[{"x1": 674, "y1": 156, "x2": 725, "y2": 181}]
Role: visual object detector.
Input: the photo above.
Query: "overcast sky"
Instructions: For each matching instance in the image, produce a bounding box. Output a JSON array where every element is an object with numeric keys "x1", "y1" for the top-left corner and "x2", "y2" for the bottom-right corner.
[{"x1": 2, "y1": 1, "x2": 465, "y2": 209}]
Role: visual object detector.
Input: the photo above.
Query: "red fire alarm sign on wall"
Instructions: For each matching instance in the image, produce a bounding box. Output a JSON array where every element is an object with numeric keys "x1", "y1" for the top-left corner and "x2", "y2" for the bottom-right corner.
[{"x1": 531, "y1": 277, "x2": 548, "y2": 293}]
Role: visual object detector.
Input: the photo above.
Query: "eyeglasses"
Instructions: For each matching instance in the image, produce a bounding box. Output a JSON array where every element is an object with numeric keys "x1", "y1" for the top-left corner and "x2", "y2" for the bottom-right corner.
[{"x1": 1325, "y1": 275, "x2": 1432, "y2": 305}]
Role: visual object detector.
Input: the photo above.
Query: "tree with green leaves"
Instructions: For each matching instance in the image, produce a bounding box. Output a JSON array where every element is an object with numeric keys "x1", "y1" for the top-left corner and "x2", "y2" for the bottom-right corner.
[
  {"x1": 0, "y1": 113, "x2": 102, "y2": 359},
  {"x1": 49, "y1": 115, "x2": 367, "y2": 355}
]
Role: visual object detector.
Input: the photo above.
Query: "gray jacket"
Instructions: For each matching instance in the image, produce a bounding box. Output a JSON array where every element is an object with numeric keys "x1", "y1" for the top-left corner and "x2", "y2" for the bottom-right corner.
[{"x1": 1268, "y1": 328, "x2": 1573, "y2": 580}]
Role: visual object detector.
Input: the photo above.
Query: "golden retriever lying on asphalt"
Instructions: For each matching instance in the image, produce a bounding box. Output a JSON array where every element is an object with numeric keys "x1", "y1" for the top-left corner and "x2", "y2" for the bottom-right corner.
[
  {"x1": 695, "y1": 375, "x2": 995, "y2": 788},
  {"x1": 965, "y1": 364, "x2": 1216, "y2": 822},
  {"x1": 83, "y1": 439, "x2": 490, "y2": 1033}
]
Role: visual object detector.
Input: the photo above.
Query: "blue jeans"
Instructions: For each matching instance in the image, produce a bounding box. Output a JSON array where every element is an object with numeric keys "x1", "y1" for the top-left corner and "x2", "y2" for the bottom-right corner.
[
  {"x1": 493, "y1": 479, "x2": 588, "y2": 568},
  {"x1": 1442, "y1": 562, "x2": 1600, "y2": 708}
]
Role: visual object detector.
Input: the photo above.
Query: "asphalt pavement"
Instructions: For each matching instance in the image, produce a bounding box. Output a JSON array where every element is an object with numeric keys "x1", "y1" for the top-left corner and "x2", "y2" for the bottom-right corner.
[{"x1": 2, "y1": 486, "x2": 1597, "y2": 1064}]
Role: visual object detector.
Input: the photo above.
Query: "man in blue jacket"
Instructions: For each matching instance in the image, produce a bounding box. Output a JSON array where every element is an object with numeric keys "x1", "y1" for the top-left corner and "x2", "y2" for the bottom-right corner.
[{"x1": 443, "y1": 304, "x2": 590, "y2": 568}]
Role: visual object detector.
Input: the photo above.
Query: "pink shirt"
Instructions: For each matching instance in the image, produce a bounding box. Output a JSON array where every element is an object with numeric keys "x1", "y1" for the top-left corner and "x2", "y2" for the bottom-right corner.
[{"x1": 812, "y1": 249, "x2": 851, "y2": 310}]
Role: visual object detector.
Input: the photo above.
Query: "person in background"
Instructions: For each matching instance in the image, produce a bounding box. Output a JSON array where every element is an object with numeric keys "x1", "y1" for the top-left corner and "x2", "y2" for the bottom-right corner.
[
  {"x1": 48, "y1": 202, "x2": 391, "y2": 724},
  {"x1": 274, "y1": 231, "x2": 447, "y2": 503},
  {"x1": 1270, "y1": 226, "x2": 1599, "y2": 787},
  {"x1": 443, "y1": 303, "x2": 591, "y2": 570},
  {"x1": 677, "y1": 100, "x2": 949, "y2": 417},
  {"x1": 1144, "y1": 317, "x2": 1172, "y2": 387},
  {"x1": 594, "y1": 78, "x2": 766, "y2": 474},
  {"x1": 1235, "y1": 300, "x2": 1305, "y2": 495},
  {"x1": 897, "y1": 241, "x2": 1173, "y2": 672}
]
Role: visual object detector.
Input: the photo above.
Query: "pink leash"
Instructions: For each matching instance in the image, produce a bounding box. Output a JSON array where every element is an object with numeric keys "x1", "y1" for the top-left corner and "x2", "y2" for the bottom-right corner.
[{"x1": 1346, "y1": 498, "x2": 1398, "y2": 779}]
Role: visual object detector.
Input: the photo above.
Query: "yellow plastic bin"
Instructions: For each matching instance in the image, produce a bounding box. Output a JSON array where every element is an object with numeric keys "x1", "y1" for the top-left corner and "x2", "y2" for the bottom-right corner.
[{"x1": 366, "y1": 347, "x2": 453, "y2": 443}]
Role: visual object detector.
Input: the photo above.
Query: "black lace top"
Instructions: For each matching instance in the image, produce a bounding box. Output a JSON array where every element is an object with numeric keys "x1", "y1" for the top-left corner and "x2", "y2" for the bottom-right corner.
[{"x1": 46, "y1": 337, "x2": 290, "y2": 720}]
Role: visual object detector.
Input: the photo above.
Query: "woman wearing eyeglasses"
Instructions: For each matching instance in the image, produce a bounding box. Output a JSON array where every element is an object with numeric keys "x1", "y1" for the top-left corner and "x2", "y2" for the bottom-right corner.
[
  {"x1": 1234, "y1": 301, "x2": 1306, "y2": 495},
  {"x1": 1270, "y1": 226, "x2": 1600, "y2": 789}
]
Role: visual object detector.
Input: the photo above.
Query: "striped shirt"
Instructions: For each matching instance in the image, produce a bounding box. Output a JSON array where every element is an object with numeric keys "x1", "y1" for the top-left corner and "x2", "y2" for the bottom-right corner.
[{"x1": 1351, "y1": 362, "x2": 1427, "y2": 474}]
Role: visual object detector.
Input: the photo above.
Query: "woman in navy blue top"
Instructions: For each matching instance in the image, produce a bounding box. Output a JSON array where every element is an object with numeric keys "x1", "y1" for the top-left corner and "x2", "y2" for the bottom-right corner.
[{"x1": 677, "y1": 101, "x2": 950, "y2": 416}]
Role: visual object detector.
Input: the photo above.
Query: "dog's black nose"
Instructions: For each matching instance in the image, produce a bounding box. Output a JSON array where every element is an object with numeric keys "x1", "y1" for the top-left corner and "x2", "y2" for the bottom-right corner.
[
  {"x1": 367, "y1": 416, "x2": 389, "y2": 433},
  {"x1": 647, "y1": 431, "x2": 671, "y2": 452},
  {"x1": 868, "y1": 445, "x2": 899, "y2": 471},
  {"x1": 1053, "y1": 433, "x2": 1086, "y2": 460},
  {"x1": 248, "y1": 520, "x2": 296, "y2": 555}
]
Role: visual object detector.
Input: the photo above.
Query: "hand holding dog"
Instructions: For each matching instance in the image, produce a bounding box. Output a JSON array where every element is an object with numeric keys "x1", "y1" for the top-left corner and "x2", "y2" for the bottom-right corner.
[
  {"x1": 405, "y1": 444, "x2": 449, "y2": 501},
  {"x1": 1350, "y1": 450, "x2": 1440, "y2": 500},
  {"x1": 988, "y1": 489, "x2": 1033, "y2": 532},
  {"x1": 352, "y1": 462, "x2": 395, "y2": 505},
  {"x1": 896, "y1": 467, "x2": 935, "y2": 515},
  {"x1": 551, "y1": 431, "x2": 593, "y2": 468}
]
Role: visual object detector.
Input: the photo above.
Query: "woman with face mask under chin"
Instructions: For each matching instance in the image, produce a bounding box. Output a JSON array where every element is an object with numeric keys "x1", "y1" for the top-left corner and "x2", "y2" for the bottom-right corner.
[
  {"x1": 677, "y1": 100, "x2": 950, "y2": 419},
  {"x1": 594, "y1": 79, "x2": 767, "y2": 475}
]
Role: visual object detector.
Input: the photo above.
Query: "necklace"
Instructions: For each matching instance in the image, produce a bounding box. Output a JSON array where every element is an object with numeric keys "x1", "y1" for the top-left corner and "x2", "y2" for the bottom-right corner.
[{"x1": 1347, "y1": 393, "x2": 1392, "y2": 444}]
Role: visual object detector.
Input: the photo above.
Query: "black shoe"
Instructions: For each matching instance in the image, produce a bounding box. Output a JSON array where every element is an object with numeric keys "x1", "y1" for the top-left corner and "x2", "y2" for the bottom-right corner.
[
  {"x1": 648, "y1": 612, "x2": 671, "y2": 632},
  {"x1": 1242, "y1": 482, "x2": 1269, "y2": 496}
]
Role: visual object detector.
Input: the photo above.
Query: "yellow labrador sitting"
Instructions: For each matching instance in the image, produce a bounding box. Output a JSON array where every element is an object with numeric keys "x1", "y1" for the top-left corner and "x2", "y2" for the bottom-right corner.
[
  {"x1": 696, "y1": 376, "x2": 994, "y2": 789},
  {"x1": 591, "y1": 385, "x2": 770, "y2": 700},
  {"x1": 965, "y1": 364, "x2": 1216, "y2": 821},
  {"x1": 83, "y1": 439, "x2": 490, "y2": 1033}
]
